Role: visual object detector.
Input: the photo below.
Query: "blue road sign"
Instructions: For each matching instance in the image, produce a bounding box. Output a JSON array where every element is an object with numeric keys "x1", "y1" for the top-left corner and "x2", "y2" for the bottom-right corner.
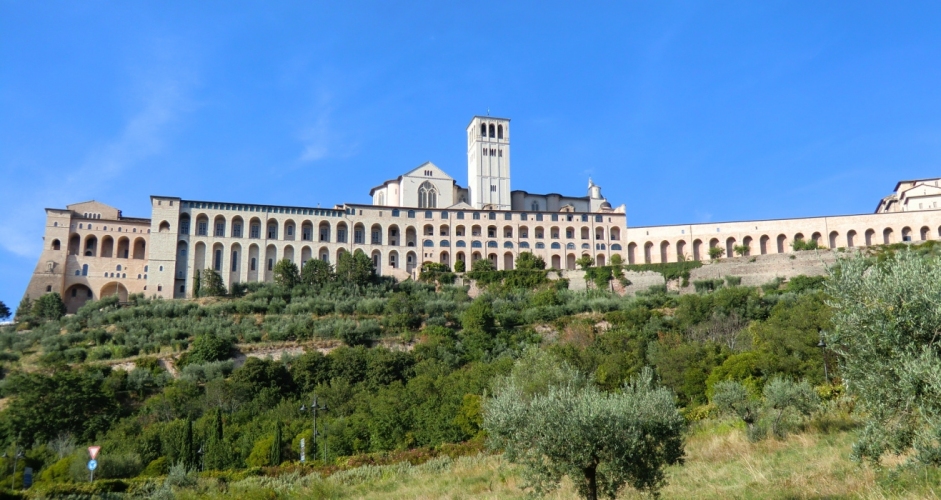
[
  {"x1": 24, "y1": 467, "x2": 33, "y2": 488},
  {"x1": 87, "y1": 460, "x2": 98, "y2": 471}
]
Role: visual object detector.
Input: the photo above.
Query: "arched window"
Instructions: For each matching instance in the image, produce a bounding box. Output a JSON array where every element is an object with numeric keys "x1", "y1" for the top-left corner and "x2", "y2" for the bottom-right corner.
[
  {"x1": 497, "y1": 124, "x2": 503, "y2": 139},
  {"x1": 480, "y1": 123, "x2": 486, "y2": 136},
  {"x1": 418, "y1": 181, "x2": 438, "y2": 208},
  {"x1": 488, "y1": 124, "x2": 495, "y2": 138},
  {"x1": 377, "y1": 192, "x2": 385, "y2": 205},
  {"x1": 81, "y1": 264, "x2": 88, "y2": 276},
  {"x1": 531, "y1": 201, "x2": 539, "y2": 211}
]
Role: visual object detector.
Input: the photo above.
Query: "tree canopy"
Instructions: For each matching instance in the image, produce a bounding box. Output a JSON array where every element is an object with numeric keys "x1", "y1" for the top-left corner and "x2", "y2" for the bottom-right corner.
[
  {"x1": 827, "y1": 251, "x2": 941, "y2": 464},
  {"x1": 485, "y1": 354, "x2": 685, "y2": 500}
]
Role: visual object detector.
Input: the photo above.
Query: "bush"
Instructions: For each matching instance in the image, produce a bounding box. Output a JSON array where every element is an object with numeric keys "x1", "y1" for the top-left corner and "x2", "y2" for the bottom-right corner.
[
  {"x1": 33, "y1": 293, "x2": 66, "y2": 321},
  {"x1": 453, "y1": 260, "x2": 466, "y2": 273},
  {"x1": 184, "y1": 333, "x2": 233, "y2": 365}
]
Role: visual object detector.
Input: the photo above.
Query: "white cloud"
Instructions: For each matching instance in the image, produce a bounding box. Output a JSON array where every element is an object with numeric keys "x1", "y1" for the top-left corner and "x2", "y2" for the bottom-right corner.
[
  {"x1": 0, "y1": 59, "x2": 194, "y2": 258},
  {"x1": 298, "y1": 114, "x2": 331, "y2": 162}
]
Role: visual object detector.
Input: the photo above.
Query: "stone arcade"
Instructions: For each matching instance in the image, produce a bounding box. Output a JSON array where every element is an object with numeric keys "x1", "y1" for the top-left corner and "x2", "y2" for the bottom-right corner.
[{"x1": 21, "y1": 116, "x2": 941, "y2": 312}]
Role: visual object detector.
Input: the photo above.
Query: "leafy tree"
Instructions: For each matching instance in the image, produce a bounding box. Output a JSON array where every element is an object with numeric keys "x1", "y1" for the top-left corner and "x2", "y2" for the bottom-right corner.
[
  {"x1": 761, "y1": 377, "x2": 818, "y2": 438},
  {"x1": 232, "y1": 357, "x2": 296, "y2": 397},
  {"x1": 733, "y1": 244, "x2": 750, "y2": 257},
  {"x1": 273, "y1": 259, "x2": 301, "y2": 288},
  {"x1": 1, "y1": 368, "x2": 123, "y2": 445},
  {"x1": 32, "y1": 292, "x2": 66, "y2": 321},
  {"x1": 199, "y1": 268, "x2": 227, "y2": 297},
  {"x1": 826, "y1": 251, "x2": 941, "y2": 464},
  {"x1": 14, "y1": 296, "x2": 32, "y2": 321},
  {"x1": 609, "y1": 254, "x2": 623, "y2": 266},
  {"x1": 575, "y1": 255, "x2": 594, "y2": 271},
  {"x1": 515, "y1": 252, "x2": 546, "y2": 271},
  {"x1": 270, "y1": 421, "x2": 283, "y2": 466},
  {"x1": 186, "y1": 333, "x2": 232, "y2": 365},
  {"x1": 712, "y1": 377, "x2": 818, "y2": 440},
  {"x1": 792, "y1": 238, "x2": 820, "y2": 251},
  {"x1": 336, "y1": 250, "x2": 375, "y2": 287},
  {"x1": 471, "y1": 258, "x2": 494, "y2": 272},
  {"x1": 708, "y1": 247, "x2": 725, "y2": 260},
  {"x1": 485, "y1": 366, "x2": 685, "y2": 499},
  {"x1": 461, "y1": 298, "x2": 495, "y2": 334},
  {"x1": 0, "y1": 300, "x2": 10, "y2": 321},
  {"x1": 301, "y1": 258, "x2": 334, "y2": 287},
  {"x1": 383, "y1": 292, "x2": 420, "y2": 332},
  {"x1": 751, "y1": 292, "x2": 830, "y2": 381},
  {"x1": 712, "y1": 380, "x2": 758, "y2": 431},
  {"x1": 453, "y1": 259, "x2": 466, "y2": 273}
]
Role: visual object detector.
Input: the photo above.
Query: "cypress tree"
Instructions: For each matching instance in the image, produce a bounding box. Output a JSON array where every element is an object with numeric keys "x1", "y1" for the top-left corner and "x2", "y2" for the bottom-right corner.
[
  {"x1": 269, "y1": 421, "x2": 282, "y2": 466},
  {"x1": 181, "y1": 419, "x2": 194, "y2": 470},
  {"x1": 206, "y1": 408, "x2": 225, "y2": 470}
]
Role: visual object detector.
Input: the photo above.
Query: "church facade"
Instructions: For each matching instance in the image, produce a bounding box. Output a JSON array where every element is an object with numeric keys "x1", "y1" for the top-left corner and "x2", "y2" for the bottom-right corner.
[{"x1": 21, "y1": 116, "x2": 941, "y2": 313}]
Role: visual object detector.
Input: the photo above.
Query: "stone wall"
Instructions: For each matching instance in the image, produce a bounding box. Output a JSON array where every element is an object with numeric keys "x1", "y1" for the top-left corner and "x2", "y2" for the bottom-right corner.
[{"x1": 684, "y1": 250, "x2": 839, "y2": 291}]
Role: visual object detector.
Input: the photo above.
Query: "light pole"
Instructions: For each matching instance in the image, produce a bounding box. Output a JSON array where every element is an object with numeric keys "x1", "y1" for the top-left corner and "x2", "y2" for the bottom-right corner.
[
  {"x1": 3, "y1": 444, "x2": 24, "y2": 490},
  {"x1": 300, "y1": 396, "x2": 328, "y2": 463},
  {"x1": 817, "y1": 338, "x2": 830, "y2": 384}
]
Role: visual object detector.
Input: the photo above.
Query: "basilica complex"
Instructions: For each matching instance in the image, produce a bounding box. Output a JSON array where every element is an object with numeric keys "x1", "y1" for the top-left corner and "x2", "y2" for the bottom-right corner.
[{"x1": 21, "y1": 115, "x2": 941, "y2": 312}]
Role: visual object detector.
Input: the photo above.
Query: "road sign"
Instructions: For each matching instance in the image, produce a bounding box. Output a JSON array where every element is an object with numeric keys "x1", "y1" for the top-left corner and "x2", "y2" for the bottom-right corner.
[
  {"x1": 23, "y1": 467, "x2": 33, "y2": 488},
  {"x1": 87, "y1": 460, "x2": 98, "y2": 471},
  {"x1": 88, "y1": 446, "x2": 101, "y2": 460}
]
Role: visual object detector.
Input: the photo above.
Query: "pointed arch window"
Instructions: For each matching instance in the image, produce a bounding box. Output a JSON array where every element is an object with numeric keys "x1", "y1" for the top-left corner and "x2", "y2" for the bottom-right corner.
[{"x1": 418, "y1": 181, "x2": 438, "y2": 209}]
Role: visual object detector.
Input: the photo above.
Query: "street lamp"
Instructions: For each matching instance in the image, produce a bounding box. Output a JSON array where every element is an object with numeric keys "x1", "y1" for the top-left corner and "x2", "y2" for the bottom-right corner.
[
  {"x1": 3, "y1": 444, "x2": 24, "y2": 490},
  {"x1": 817, "y1": 337, "x2": 830, "y2": 384},
  {"x1": 300, "y1": 395, "x2": 328, "y2": 463}
]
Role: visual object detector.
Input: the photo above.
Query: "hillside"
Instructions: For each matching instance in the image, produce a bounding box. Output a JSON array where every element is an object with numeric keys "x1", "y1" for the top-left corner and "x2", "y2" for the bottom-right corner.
[{"x1": 0, "y1": 245, "x2": 937, "y2": 497}]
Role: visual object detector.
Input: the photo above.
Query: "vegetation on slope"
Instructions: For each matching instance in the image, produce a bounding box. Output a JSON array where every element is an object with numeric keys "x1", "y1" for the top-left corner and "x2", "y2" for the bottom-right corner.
[{"x1": 1, "y1": 244, "x2": 940, "y2": 497}]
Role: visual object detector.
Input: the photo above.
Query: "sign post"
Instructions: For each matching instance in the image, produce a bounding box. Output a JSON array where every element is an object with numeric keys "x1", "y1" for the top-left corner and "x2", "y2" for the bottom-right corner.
[
  {"x1": 300, "y1": 438, "x2": 306, "y2": 463},
  {"x1": 87, "y1": 446, "x2": 101, "y2": 482}
]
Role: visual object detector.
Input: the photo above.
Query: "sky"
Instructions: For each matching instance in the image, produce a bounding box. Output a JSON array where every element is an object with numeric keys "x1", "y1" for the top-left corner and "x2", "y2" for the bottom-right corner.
[{"x1": 2, "y1": 2, "x2": 941, "y2": 309}]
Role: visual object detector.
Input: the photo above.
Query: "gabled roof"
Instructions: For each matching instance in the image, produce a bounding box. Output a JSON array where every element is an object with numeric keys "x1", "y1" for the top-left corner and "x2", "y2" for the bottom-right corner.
[
  {"x1": 900, "y1": 183, "x2": 941, "y2": 198},
  {"x1": 369, "y1": 161, "x2": 458, "y2": 195},
  {"x1": 447, "y1": 201, "x2": 474, "y2": 210},
  {"x1": 893, "y1": 178, "x2": 941, "y2": 192}
]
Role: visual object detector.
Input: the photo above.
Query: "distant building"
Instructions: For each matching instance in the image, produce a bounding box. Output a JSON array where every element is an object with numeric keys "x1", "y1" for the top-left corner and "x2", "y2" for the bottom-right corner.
[{"x1": 20, "y1": 116, "x2": 941, "y2": 313}]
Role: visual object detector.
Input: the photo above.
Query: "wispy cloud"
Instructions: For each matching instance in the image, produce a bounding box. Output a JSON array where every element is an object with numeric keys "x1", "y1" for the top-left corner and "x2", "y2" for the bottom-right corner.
[
  {"x1": 295, "y1": 89, "x2": 357, "y2": 164},
  {"x1": 0, "y1": 53, "x2": 195, "y2": 258},
  {"x1": 298, "y1": 114, "x2": 331, "y2": 162}
]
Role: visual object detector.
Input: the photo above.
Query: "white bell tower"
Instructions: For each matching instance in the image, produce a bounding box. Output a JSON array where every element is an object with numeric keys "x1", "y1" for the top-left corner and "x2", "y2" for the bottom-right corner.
[{"x1": 466, "y1": 116, "x2": 511, "y2": 209}]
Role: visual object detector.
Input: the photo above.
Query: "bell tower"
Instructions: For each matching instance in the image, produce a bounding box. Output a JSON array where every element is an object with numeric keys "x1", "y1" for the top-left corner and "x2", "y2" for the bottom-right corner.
[{"x1": 466, "y1": 116, "x2": 511, "y2": 209}]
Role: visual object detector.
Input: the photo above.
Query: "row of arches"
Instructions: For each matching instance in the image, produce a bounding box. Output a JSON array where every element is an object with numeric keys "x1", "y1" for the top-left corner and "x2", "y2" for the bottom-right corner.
[
  {"x1": 60, "y1": 234, "x2": 146, "y2": 259},
  {"x1": 178, "y1": 238, "x2": 611, "y2": 291},
  {"x1": 628, "y1": 225, "x2": 933, "y2": 264},
  {"x1": 480, "y1": 122, "x2": 505, "y2": 139},
  {"x1": 180, "y1": 214, "x2": 623, "y2": 247},
  {"x1": 181, "y1": 214, "x2": 348, "y2": 243},
  {"x1": 63, "y1": 282, "x2": 129, "y2": 313}
]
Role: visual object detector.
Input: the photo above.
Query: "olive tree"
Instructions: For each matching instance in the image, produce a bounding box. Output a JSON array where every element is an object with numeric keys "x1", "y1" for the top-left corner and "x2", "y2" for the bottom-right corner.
[
  {"x1": 827, "y1": 251, "x2": 941, "y2": 464},
  {"x1": 485, "y1": 364, "x2": 685, "y2": 499},
  {"x1": 273, "y1": 259, "x2": 300, "y2": 288}
]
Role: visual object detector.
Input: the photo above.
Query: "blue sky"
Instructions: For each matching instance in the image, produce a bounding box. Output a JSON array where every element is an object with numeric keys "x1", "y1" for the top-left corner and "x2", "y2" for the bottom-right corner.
[{"x1": 2, "y1": 2, "x2": 941, "y2": 309}]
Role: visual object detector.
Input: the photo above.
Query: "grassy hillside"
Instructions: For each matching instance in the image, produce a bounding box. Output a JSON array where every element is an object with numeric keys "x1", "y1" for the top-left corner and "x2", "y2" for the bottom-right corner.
[
  {"x1": 1, "y1": 248, "x2": 938, "y2": 498},
  {"x1": 74, "y1": 425, "x2": 937, "y2": 499}
]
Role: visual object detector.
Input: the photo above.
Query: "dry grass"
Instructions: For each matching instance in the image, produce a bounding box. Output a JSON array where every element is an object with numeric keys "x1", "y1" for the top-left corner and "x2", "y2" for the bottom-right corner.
[
  {"x1": 333, "y1": 426, "x2": 941, "y2": 500},
  {"x1": 175, "y1": 426, "x2": 941, "y2": 499}
]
